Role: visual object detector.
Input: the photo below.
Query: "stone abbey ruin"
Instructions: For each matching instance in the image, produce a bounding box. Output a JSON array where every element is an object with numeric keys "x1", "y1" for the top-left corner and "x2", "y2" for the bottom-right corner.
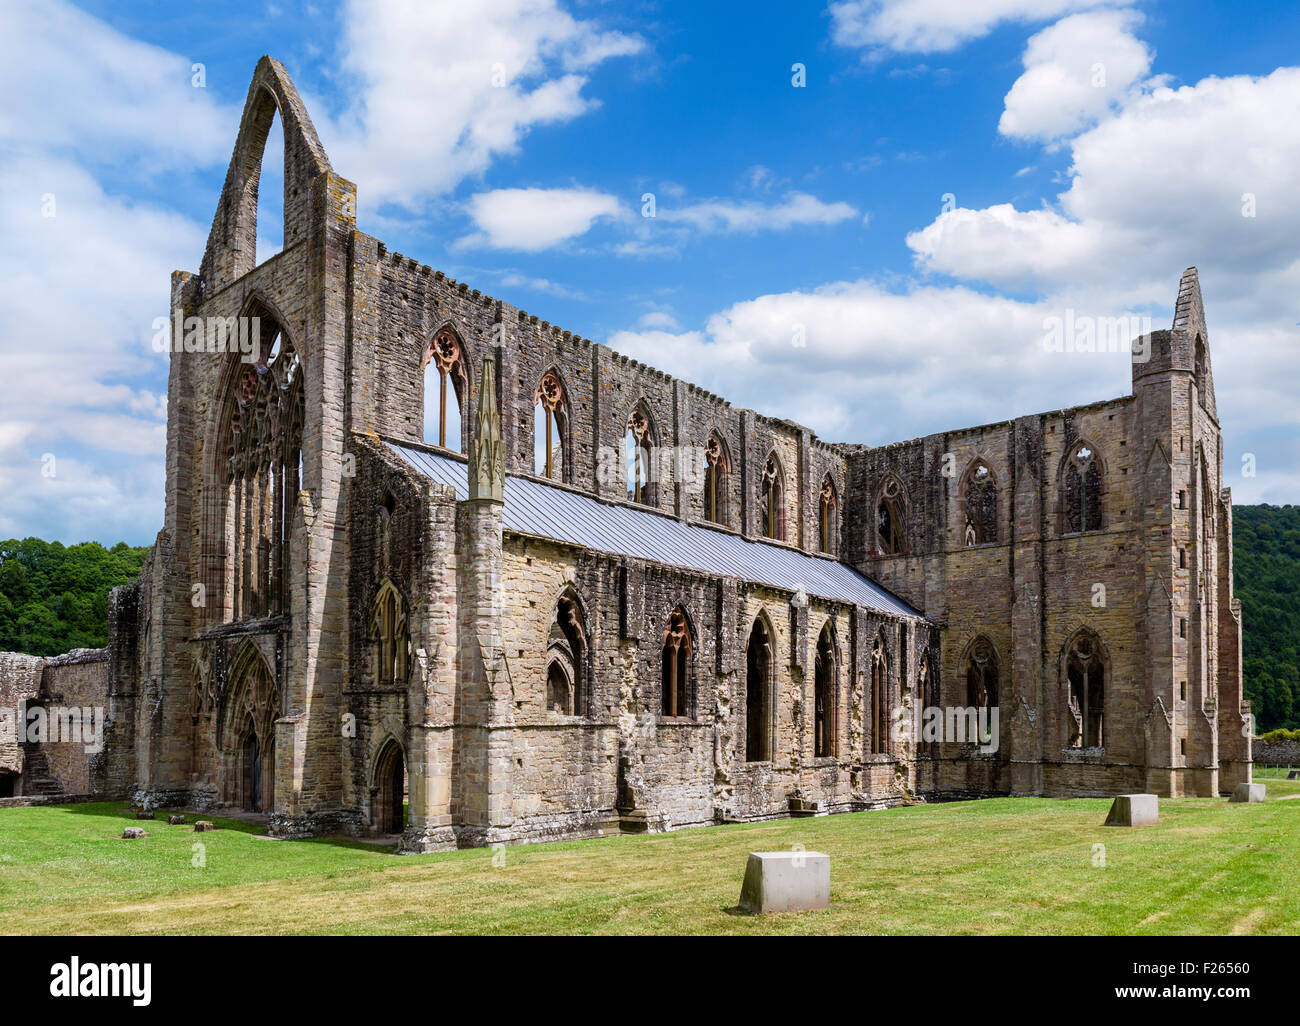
[{"x1": 0, "y1": 59, "x2": 1251, "y2": 849}]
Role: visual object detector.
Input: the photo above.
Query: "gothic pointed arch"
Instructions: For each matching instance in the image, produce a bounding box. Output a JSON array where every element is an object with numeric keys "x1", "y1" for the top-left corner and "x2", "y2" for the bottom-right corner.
[
  {"x1": 200, "y1": 57, "x2": 334, "y2": 292},
  {"x1": 915, "y1": 649, "x2": 931, "y2": 711},
  {"x1": 370, "y1": 734, "x2": 407, "y2": 834},
  {"x1": 703, "y1": 430, "x2": 732, "y2": 526},
  {"x1": 190, "y1": 653, "x2": 216, "y2": 722},
  {"x1": 1059, "y1": 626, "x2": 1109, "y2": 749},
  {"x1": 422, "y1": 322, "x2": 468, "y2": 451},
  {"x1": 960, "y1": 634, "x2": 1001, "y2": 717},
  {"x1": 760, "y1": 451, "x2": 786, "y2": 541},
  {"x1": 547, "y1": 585, "x2": 590, "y2": 716},
  {"x1": 875, "y1": 473, "x2": 909, "y2": 555},
  {"x1": 819, "y1": 474, "x2": 839, "y2": 554},
  {"x1": 624, "y1": 399, "x2": 658, "y2": 505},
  {"x1": 660, "y1": 605, "x2": 695, "y2": 718},
  {"x1": 534, "y1": 366, "x2": 571, "y2": 481},
  {"x1": 814, "y1": 619, "x2": 839, "y2": 757},
  {"x1": 1060, "y1": 439, "x2": 1105, "y2": 534},
  {"x1": 870, "y1": 630, "x2": 890, "y2": 755},
  {"x1": 217, "y1": 640, "x2": 279, "y2": 811},
  {"x1": 208, "y1": 293, "x2": 304, "y2": 624},
  {"x1": 745, "y1": 610, "x2": 777, "y2": 761},
  {"x1": 370, "y1": 578, "x2": 410, "y2": 688},
  {"x1": 960, "y1": 457, "x2": 999, "y2": 546}
]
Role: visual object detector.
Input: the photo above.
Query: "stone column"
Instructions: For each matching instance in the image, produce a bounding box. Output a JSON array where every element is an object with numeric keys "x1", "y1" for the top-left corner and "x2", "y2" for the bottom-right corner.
[
  {"x1": 400, "y1": 482, "x2": 458, "y2": 852},
  {"x1": 453, "y1": 352, "x2": 513, "y2": 845},
  {"x1": 1008, "y1": 415, "x2": 1045, "y2": 796}
]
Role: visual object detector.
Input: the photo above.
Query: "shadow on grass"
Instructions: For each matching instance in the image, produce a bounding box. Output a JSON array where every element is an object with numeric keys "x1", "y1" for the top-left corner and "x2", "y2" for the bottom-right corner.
[
  {"x1": 55, "y1": 801, "x2": 389, "y2": 850},
  {"x1": 61, "y1": 802, "x2": 266, "y2": 835}
]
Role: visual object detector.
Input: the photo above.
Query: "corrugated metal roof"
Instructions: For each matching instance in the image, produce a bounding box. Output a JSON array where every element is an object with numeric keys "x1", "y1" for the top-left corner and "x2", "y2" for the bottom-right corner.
[{"x1": 387, "y1": 441, "x2": 923, "y2": 619}]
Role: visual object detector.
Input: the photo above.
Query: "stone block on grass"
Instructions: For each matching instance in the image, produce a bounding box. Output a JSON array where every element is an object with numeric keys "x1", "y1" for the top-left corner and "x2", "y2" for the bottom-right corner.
[
  {"x1": 1104, "y1": 793, "x2": 1158, "y2": 826},
  {"x1": 1230, "y1": 782, "x2": 1265, "y2": 803},
  {"x1": 168, "y1": 814, "x2": 186, "y2": 825},
  {"x1": 193, "y1": 820, "x2": 216, "y2": 832},
  {"x1": 738, "y1": 851, "x2": 830, "y2": 914},
  {"x1": 122, "y1": 827, "x2": 146, "y2": 839}
]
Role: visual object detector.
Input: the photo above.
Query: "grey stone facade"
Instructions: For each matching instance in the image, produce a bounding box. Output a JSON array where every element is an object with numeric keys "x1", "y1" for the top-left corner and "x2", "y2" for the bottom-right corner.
[{"x1": 0, "y1": 57, "x2": 1248, "y2": 842}]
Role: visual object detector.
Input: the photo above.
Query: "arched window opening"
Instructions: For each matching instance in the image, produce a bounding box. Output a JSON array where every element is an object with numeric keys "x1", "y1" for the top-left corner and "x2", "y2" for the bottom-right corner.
[
  {"x1": 916, "y1": 652, "x2": 930, "y2": 712},
  {"x1": 254, "y1": 104, "x2": 284, "y2": 264},
  {"x1": 963, "y1": 461, "x2": 997, "y2": 546},
  {"x1": 814, "y1": 623, "x2": 837, "y2": 758},
  {"x1": 534, "y1": 371, "x2": 568, "y2": 480},
  {"x1": 422, "y1": 329, "x2": 465, "y2": 450},
  {"x1": 220, "y1": 310, "x2": 302, "y2": 621},
  {"x1": 761, "y1": 454, "x2": 785, "y2": 541},
  {"x1": 819, "y1": 476, "x2": 838, "y2": 554},
  {"x1": 219, "y1": 645, "x2": 278, "y2": 812},
  {"x1": 964, "y1": 637, "x2": 999, "y2": 717},
  {"x1": 1194, "y1": 338, "x2": 1207, "y2": 401},
  {"x1": 370, "y1": 581, "x2": 409, "y2": 687},
  {"x1": 546, "y1": 661, "x2": 572, "y2": 715},
  {"x1": 1064, "y1": 444, "x2": 1103, "y2": 533},
  {"x1": 877, "y1": 478, "x2": 906, "y2": 555},
  {"x1": 373, "y1": 739, "x2": 407, "y2": 835},
  {"x1": 745, "y1": 616, "x2": 773, "y2": 761},
  {"x1": 1066, "y1": 633, "x2": 1105, "y2": 748},
  {"x1": 548, "y1": 591, "x2": 587, "y2": 716},
  {"x1": 704, "y1": 434, "x2": 730, "y2": 526},
  {"x1": 870, "y1": 638, "x2": 888, "y2": 755},
  {"x1": 625, "y1": 407, "x2": 654, "y2": 504},
  {"x1": 242, "y1": 724, "x2": 262, "y2": 812},
  {"x1": 661, "y1": 607, "x2": 692, "y2": 718}
]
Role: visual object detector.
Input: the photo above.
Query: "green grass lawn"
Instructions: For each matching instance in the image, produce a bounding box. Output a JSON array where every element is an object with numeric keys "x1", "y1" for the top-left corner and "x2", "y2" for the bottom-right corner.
[{"x1": 1, "y1": 780, "x2": 1296, "y2": 935}]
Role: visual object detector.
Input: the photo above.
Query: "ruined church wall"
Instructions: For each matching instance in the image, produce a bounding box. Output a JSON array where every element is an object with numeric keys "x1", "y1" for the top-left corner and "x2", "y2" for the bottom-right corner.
[
  {"x1": 36, "y1": 650, "x2": 110, "y2": 795},
  {"x1": 342, "y1": 237, "x2": 845, "y2": 556},
  {"x1": 499, "y1": 539, "x2": 620, "y2": 837},
  {"x1": 848, "y1": 394, "x2": 1157, "y2": 796}
]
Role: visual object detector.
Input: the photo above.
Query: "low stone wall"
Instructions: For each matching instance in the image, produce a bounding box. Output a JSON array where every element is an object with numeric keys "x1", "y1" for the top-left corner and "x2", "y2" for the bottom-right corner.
[
  {"x1": 0, "y1": 647, "x2": 110, "y2": 797},
  {"x1": 0, "y1": 652, "x2": 45, "y2": 776},
  {"x1": 0, "y1": 792, "x2": 103, "y2": 809},
  {"x1": 1253, "y1": 738, "x2": 1300, "y2": 767}
]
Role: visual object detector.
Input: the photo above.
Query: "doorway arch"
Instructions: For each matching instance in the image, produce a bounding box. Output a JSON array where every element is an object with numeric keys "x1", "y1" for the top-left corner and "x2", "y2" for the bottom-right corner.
[
  {"x1": 373, "y1": 738, "x2": 407, "y2": 834},
  {"x1": 217, "y1": 642, "x2": 279, "y2": 812}
]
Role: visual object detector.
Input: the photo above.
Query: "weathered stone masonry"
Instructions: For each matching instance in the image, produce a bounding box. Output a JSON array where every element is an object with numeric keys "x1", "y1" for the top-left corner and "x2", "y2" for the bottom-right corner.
[{"x1": 0, "y1": 58, "x2": 1248, "y2": 841}]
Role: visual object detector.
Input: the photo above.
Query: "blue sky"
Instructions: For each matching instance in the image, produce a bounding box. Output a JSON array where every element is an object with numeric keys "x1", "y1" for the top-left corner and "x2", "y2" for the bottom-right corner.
[{"x1": 3, "y1": 0, "x2": 1299, "y2": 545}]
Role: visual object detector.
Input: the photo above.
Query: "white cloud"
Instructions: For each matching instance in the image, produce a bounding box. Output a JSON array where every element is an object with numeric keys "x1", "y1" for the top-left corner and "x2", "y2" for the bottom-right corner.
[
  {"x1": 637, "y1": 311, "x2": 679, "y2": 330},
  {"x1": 606, "y1": 18, "x2": 1300, "y2": 503},
  {"x1": 459, "y1": 187, "x2": 624, "y2": 250},
  {"x1": 610, "y1": 279, "x2": 1137, "y2": 444},
  {"x1": 659, "y1": 192, "x2": 859, "y2": 233},
  {"x1": 323, "y1": 0, "x2": 643, "y2": 211},
  {"x1": 0, "y1": 155, "x2": 203, "y2": 543},
  {"x1": 999, "y1": 9, "x2": 1154, "y2": 142},
  {"x1": 0, "y1": 0, "x2": 235, "y2": 166},
  {"x1": 897, "y1": 50, "x2": 1300, "y2": 501},
  {"x1": 495, "y1": 271, "x2": 587, "y2": 300},
  {"x1": 907, "y1": 203, "x2": 1113, "y2": 292},
  {"x1": 0, "y1": 0, "x2": 220, "y2": 544},
  {"x1": 828, "y1": 0, "x2": 1113, "y2": 54},
  {"x1": 459, "y1": 186, "x2": 860, "y2": 253},
  {"x1": 910, "y1": 67, "x2": 1300, "y2": 303}
]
